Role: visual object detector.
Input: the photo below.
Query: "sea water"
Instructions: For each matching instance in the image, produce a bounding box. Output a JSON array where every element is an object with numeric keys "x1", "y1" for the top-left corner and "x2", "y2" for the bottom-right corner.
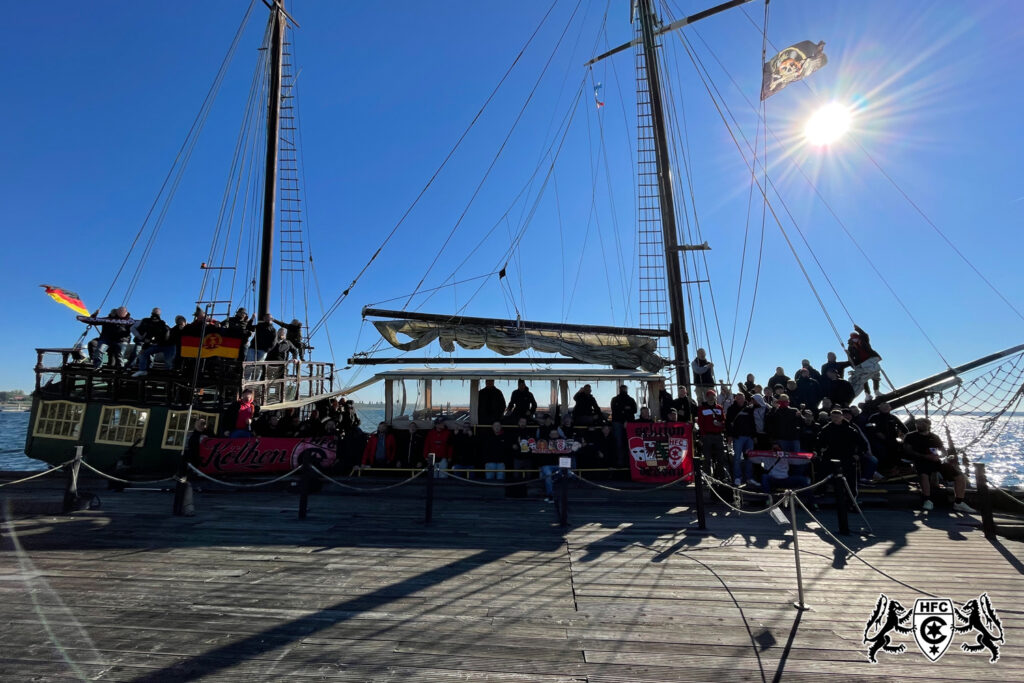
[{"x1": 1, "y1": 410, "x2": 1020, "y2": 488}]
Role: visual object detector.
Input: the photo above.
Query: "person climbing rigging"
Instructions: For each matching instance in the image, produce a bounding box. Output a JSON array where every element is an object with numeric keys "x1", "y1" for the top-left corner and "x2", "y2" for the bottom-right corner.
[{"x1": 847, "y1": 324, "x2": 883, "y2": 400}]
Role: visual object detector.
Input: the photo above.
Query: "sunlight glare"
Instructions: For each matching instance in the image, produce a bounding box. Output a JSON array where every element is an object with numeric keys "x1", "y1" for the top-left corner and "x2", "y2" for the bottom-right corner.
[{"x1": 804, "y1": 102, "x2": 852, "y2": 146}]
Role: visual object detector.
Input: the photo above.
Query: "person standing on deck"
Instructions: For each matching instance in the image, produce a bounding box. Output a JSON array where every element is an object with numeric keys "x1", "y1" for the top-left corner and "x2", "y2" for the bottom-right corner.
[
  {"x1": 506, "y1": 380, "x2": 537, "y2": 422},
  {"x1": 222, "y1": 389, "x2": 260, "y2": 438},
  {"x1": 725, "y1": 392, "x2": 757, "y2": 485},
  {"x1": 697, "y1": 389, "x2": 727, "y2": 477},
  {"x1": 423, "y1": 419, "x2": 452, "y2": 477},
  {"x1": 273, "y1": 317, "x2": 306, "y2": 360},
  {"x1": 847, "y1": 324, "x2": 883, "y2": 400},
  {"x1": 671, "y1": 387, "x2": 698, "y2": 423},
  {"x1": 572, "y1": 384, "x2": 602, "y2": 425},
  {"x1": 249, "y1": 314, "x2": 277, "y2": 363},
  {"x1": 477, "y1": 379, "x2": 506, "y2": 426},
  {"x1": 610, "y1": 385, "x2": 638, "y2": 468},
  {"x1": 691, "y1": 348, "x2": 715, "y2": 396}
]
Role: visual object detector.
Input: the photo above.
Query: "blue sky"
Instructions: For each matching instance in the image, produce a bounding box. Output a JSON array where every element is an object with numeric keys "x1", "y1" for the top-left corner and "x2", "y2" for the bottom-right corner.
[{"x1": 2, "y1": 0, "x2": 1023, "y2": 400}]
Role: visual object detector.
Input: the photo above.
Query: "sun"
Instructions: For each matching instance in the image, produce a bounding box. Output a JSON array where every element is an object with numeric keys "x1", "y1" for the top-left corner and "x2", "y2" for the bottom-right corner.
[{"x1": 804, "y1": 102, "x2": 852, "y2": 146}]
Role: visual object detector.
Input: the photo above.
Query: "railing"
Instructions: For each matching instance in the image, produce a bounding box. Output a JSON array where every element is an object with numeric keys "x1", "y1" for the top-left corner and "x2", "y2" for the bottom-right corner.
[
  {"x1": 241, "y1": 359, "x2": 335, "y2": 408},
  {"x1": 34, "y1": 347, "x2": 335, "y2": 410}
]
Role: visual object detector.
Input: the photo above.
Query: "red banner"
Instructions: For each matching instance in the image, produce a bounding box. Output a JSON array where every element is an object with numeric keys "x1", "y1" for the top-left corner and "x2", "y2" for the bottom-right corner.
[
  {"x1": 198, "y1": 436, "x2": 337, "y2": 474},
  {"x1": 626, "y1": 422, "x2": 693, "y2": 483}
]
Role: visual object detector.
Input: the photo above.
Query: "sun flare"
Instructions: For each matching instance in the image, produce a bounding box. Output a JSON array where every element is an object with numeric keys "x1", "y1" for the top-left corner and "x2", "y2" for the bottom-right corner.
[{"x1": 804, "y1": 102, "x2": 852, "y2": 146}]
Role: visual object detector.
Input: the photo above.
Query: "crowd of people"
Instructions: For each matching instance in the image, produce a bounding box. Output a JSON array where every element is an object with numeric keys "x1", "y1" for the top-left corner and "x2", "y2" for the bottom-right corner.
[
  {"x1": 189, "y1": 321, "x2": 973, "y2": 512},
  {"x1": 77, "y1": 306, "x2": 307, "y2": 375}
]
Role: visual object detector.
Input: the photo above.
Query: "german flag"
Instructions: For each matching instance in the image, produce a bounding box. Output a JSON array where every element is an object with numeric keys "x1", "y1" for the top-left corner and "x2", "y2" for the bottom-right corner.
[
  {"x1": 41, "y1": 285, "x2": 89, "y2": 316},
  {"x1": 180, "y1": 330, "x2": 244, "y2": 359}
]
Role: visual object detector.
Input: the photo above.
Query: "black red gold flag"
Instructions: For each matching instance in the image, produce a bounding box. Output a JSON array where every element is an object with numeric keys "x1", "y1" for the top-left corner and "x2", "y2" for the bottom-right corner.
[
  {"x1": 180, "y1": 330, "x2": 244, "y2": 360},
  {"x1": 41, "y1": 284, "x2": 89, "y2": 316},
  {"x1": 761, "y1": 40, "x2": 828, "y2": 101}
]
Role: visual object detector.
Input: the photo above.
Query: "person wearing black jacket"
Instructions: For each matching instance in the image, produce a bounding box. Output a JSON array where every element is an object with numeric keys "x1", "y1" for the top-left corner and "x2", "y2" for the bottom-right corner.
[
  {"x1": 480, "y1": 422, "x2": 514, "y2": 480},
  {"x1": 249, "y1": 314, "x2": 277, "y2": 362},
  {"x1": 766, "y1": 367, "x2": 790, "y2": 392},
  {"x1": 132, "y1": 309, "x2": 173, "y2": 377},
  {"x1": 671, "y1": 387, "x2": 698, "y2": 423},
  {"x1": 825, "y1": 368, "x2": 855, "y2": 407},
  {"x1": 766, "y1": 394, "x2": 803, "y2": 452},
  {"x1": 266, "y1": 328, "x2": 298, "y2": 362},
  {"x1": 506, "y1": 380, "x2": 537, "y2": 422},
  {"x1": 273, "y1": 317, "x2": 305, "y2": 359},
  {"x1": 477, "y1": 379, "x2": 506, "y2": 426},
  {"x1": 865, "y1": 401, "x2": 909, "y2": 473},
  {"x1": 791, "y1": 370, "x2": 822, "y2": 411},
  {"x1": 572, "y1": 384, "x2": 602, "y2": 425},
  {"x1": 610, "y1": 385, "x2": 638, "y2": 467},
  {"x1": 817, "y1": 409, "x2": 867, "y2": 496},
  {"x1": 86, "y1": 306, "x2": 134, "y2": 369},
  {"x1": 725, "y1": 392, "x2": 758, "y2": 485}
]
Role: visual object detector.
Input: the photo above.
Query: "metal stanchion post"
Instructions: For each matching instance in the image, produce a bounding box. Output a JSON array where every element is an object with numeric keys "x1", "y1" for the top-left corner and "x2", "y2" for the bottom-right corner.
[
  {"x1": 558, "y1": 466, "x2": 569, "y2": 527},
  {"x1": 298, "y1": 453, "x2": 311, "y2": 520},
  {"x1": 832, "y1": 459, "x2": 850, "y2": 536},
  {"x1": 173, "y1": 451, "x2": 189, "y2": 516},
  {"x1": 425, "y1": 453, "x2": 435, "y2": 524},
  {"x1": 974, "y1": 462, "x2": 996, "y2": 540},
  {"x1": 789, "y1": 491, "x2": 808, "y2": 610},
  {"x1": 63, "y1": 446, "x2": 83, "y2": 513},
  {"x1": 692, "y1": 451, "x2": 707, "y2": 530}
]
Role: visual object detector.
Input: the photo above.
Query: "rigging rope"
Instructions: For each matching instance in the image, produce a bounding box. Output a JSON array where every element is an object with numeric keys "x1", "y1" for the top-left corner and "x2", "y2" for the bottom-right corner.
[
  {"x1": 308, "y1": 0, "x2": 561, "y2": 338},
  {"x1": 110, "y1": 0, "x2": 258, "y2": 310}
]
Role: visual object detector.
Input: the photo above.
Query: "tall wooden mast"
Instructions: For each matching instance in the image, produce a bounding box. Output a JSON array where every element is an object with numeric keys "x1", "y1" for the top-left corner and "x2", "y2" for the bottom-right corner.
[
  {"x1": 257, "y1": 0, "x2": 286, "y2": 320},
  {"x1": 636, "y1": 0, "x2": 691, "y2": 389}
]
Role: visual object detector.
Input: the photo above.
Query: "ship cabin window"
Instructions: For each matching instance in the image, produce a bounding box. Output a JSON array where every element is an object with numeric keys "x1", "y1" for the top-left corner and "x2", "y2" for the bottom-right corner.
[
  {"x1": 32, "y1": 401, "x2": 85, "y2": 440},
  {"x1": 162, "y1": 411, "x2": 219, "y2": 450},
  {"x1": 95, "y1": 406, "x2": 150, "y2": 446}
]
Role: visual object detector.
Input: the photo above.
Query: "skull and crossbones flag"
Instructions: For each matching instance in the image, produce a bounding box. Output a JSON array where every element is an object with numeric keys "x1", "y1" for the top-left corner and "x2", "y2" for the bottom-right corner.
[{"x1": 761, "y1": 40, "x2": 828, "y2": 100}]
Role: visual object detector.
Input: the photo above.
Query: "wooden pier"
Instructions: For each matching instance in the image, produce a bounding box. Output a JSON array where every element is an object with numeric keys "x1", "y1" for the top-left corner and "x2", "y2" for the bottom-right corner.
[{"x1": 2, "y1": 473, "x2": 1023, "y2": 681}]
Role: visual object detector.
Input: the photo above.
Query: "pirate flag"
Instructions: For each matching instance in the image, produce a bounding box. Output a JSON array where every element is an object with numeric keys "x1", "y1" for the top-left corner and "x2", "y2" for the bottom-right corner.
[
  {"x1": 41, "y1": 284, "x2": 89, "y2": 316},
  {"x1": 760, "y1": 40, "x2": 828, "y2": 100}
]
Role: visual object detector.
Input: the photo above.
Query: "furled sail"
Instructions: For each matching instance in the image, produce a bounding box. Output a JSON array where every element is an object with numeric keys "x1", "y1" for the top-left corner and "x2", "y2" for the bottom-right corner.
[{"x1": 372, "y1": 320, "x2": 667, "y2": 372}]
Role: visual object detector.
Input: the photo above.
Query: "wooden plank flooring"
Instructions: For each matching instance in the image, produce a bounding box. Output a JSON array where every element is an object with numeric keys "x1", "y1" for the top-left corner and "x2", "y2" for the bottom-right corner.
[{"x1": 2, "y1": 474, "x2": 1023, "y2": 681}]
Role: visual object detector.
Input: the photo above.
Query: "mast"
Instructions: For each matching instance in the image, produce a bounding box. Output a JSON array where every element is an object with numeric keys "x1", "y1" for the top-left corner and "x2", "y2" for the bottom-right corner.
[
  {"x1": 257, "y1": 0, "x2": 286, "y2": 320},
  {"x1": 636, "y1": 0, "x2": 691, "y2": 389}
]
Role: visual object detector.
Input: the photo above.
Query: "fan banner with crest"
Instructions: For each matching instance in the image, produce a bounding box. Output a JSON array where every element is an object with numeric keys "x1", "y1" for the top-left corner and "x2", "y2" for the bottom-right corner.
[{"x1": 626, "y1": 422, "x2": 693, "y2": 483}]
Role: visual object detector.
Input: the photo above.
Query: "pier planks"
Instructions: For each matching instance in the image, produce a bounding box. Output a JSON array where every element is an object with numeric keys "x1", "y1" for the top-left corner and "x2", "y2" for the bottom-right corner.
[{"x1": 2, "y1": 475, "x2": 1023, "y2": 681}]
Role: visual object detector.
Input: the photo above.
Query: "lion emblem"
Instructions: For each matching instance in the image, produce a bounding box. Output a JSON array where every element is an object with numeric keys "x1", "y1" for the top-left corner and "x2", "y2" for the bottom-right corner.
[
  {"x1": 863, "y1": 594, "x2": 913, "y2": 663},
  {"x1": 953, "y1": 593, "x2": 1004, "y2": 662}
]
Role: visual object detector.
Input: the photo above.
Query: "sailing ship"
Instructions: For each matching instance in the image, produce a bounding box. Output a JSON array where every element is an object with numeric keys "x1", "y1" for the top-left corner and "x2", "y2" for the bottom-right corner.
[{"x1": 23, "y1": 1, "x2": 1024, "y2": 478}]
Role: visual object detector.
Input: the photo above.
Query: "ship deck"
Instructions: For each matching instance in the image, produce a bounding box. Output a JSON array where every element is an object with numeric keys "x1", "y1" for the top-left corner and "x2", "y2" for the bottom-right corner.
[{"x1": 2, "y1": 473, "x2": 1023, "y2": 681}]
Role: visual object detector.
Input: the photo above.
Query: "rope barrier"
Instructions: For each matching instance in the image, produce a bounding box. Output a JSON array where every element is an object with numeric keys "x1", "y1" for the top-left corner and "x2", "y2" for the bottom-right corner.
[
  {"x1": 994, "y1": 487, "x2": 1024, "y2": 512},
  {"x1": 187, "y1": 463, "x2": 303, "y2": 488},
  {"x1": 79, "y1": 461, "x2": 176, "y2": 486},
  {"x1": 441, "y1": 470, "x2": 544, "y2": 488},
  {"x1": 840, "y1": 475, "x2": 875, "y2": 533},
  {"x1": 570, "y1": 472, "x2": 692, "y2": 493},
  {"x1": 701, "y1": 470, "x2": 770, "y2": 498},
  {"x1": 793, "y1": 496, "x2": 942, "y2": 599},
  {"x1": 310, "y1": 465, "x2": 426, "y2": 492},
  {"x1": 0, "y1": 460, "x2": 75, "y2": 488},
  {"x1": 704, "y1": 479, "x2": 790, "y2": 515}
]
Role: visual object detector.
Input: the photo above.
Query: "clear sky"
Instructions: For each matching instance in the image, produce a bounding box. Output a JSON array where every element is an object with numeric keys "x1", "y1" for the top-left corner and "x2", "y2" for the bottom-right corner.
[{"x1": 2, "y1": 0, "x2": 1023, "y2": 401}]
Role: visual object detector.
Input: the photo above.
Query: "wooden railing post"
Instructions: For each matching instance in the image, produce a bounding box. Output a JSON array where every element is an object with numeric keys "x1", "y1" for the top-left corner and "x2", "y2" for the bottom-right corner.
[
  {"x1": 62, "y1": 446, "x2": 83, "y2": 513},
  {"x1": 832, "y1": 459, "x2": 850, "y2": 536},
  {"x1": 424, "y1": 454, "x2": 436, "y2": 524},
  {"x1": 973, "y1": 462, "x2": 997, "y2": 540}
]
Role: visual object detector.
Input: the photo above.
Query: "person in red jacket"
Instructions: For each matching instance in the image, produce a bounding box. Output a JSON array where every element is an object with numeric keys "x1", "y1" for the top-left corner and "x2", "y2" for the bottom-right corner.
[
  {"x1": 697, "y1": 389, "x2": 728, "y2": 479},
  {"x1": 361, "y1": 422, "x2": 396, "y2": 467},
  {"x1": 422, "y1": 419, "x2": 453, "y2": 477}
]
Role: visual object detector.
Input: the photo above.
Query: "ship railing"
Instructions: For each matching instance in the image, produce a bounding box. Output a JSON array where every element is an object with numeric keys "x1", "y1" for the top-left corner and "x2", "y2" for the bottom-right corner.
[
  {"x1": 34, "y1": 347, "x2": 82, "y2": 390},
  {"x1": 241, "y1": 359, "x2": 335, "y2": 408}
]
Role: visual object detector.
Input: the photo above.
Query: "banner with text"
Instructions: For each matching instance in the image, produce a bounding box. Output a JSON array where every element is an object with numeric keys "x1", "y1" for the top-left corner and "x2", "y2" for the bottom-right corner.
[
  {"x1": 626, "y1": 422, "x2": 693, "y2": 483},
  {"x1": 198, "y1": 435, "x2": 338, "y2": 475}
]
